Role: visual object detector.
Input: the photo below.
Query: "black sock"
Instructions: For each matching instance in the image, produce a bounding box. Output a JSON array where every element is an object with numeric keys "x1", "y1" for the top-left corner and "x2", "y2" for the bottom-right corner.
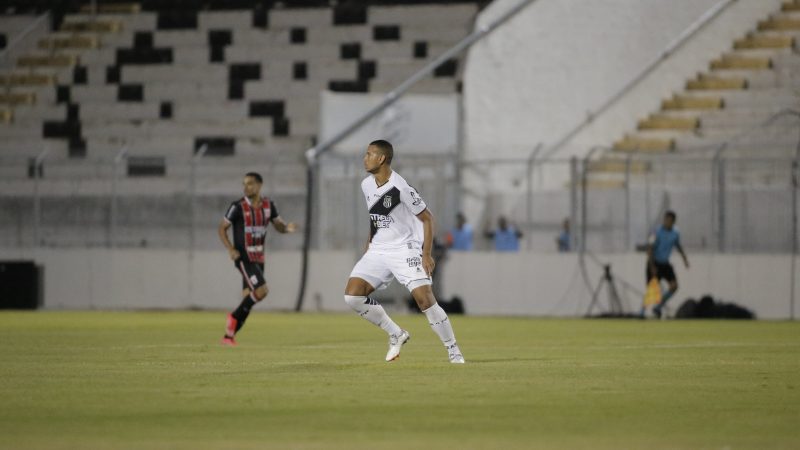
[{"x1": 232, "y1": 296, "x2": 256, "y2": 332}]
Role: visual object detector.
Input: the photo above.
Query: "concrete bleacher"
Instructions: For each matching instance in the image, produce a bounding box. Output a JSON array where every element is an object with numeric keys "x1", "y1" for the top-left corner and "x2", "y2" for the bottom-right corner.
[
  {"x1": 0, "y1": 3, "x2": 476, "y2": 186},
  {"x1": 589, "y1": 1, "x2": 800, "y2": 188},
  {"x1": 0, "y1": 2, "x2": 476, "y2": 249}
]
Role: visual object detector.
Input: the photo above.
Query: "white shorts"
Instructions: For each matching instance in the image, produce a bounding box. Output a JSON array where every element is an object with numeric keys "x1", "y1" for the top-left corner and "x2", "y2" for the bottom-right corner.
[{"x1": 349, "y1": 247, "x2": 432, "y2": 292}]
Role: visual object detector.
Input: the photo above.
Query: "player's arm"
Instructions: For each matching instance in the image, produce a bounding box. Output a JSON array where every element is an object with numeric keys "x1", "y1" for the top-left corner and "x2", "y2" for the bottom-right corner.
[
  {"x1": 676, "y1": 241, "x2": 689, "y2": 268},
  {"x1": 271, "y1": 216, "x2": 298, "y2": 234},
  {"x1": 218, "y1": 219, "x2": 239, "y2": 261},
  {"x1": 416, "y1": 208, "x2": 436, "y2": 276}
]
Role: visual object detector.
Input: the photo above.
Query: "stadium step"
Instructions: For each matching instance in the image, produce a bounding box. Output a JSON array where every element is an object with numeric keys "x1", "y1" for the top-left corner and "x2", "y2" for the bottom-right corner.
[
  {"x1": 661, "y1": 95, "x2": 724, "y2": 111},
  {"x1": 783, "y1": 1, "x2": 800, "y2": 12},
  {"x1": 637, "y1": 114, "x2": 699, "y2": 131},
  {"x1": 17, "y1": 54, "x2": 77, "y2": 68},
  {"x1": 758, "y1": 16, "x2": 800, "y2": 31},
  {"x1": 60, "y1": 19, "x2": 123, "y2": 33},
  {"x1": 0, "y1": 73, "x2": 57, "y2": 86},
  {"x1": 0, "y1": 108, "x2": 12, "y2": 124},
  {"x1": 709, "y1": 54, "x2": 772, "y2": 70},
  {"x1": 79, "y1": 2, "x2": 141, "y2": 14},
  {"x1": 612, "y1": 135, "x2": 674, "y2": 153},
  {"x1": 733, "y1": 33, "x2": 795, "y2": 50},
  {"x1": 686, "y1": 74, "x2": 748, "y2": 90},
  {"x1": 0, "y1": 92, "x2": 37, "y2": 106},
  {"x1": 587, "y1": 158, "x2": 650, "y2": 174},
  {"x1": 38, "y1": 35, "x2": 99, "y2": 50}
]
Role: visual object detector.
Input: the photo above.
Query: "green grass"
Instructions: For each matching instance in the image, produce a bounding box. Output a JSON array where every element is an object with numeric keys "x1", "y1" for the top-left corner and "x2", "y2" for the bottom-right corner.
[{"x1": 0, "y1": 312, "x2": 798, "y2": 449}]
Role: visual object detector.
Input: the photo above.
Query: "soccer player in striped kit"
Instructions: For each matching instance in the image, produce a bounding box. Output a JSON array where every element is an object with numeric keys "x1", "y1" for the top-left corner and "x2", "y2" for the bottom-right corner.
[
  {"x1": 345, "y1": 140, "x2": 465, "y2": 363},
  {"x1": 218, "y1": 172, "x2": 298, "y2": 345}
]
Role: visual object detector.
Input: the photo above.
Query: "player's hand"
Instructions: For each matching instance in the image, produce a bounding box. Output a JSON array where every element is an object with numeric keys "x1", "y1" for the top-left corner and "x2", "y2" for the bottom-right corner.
[
  {"x1": 422, "y1": 254, "x2": 436, "y2": 277},
  {"x1": 228, "y1": 248, "x2": 240, "y2": 261},
  {"x1": 286, "y1": 222, "x2": 298, "y2": 233}
]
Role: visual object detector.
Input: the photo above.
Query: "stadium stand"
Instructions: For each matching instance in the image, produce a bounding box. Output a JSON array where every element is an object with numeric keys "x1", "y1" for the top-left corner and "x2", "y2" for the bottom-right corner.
[
  {"x1": 0, "y1": 2, "x2": 475, "y2": 181},
  {"x1": 589, "y1": 0, "x2": 800, "y2": 187},
  {"x1": 0, "y1": 1, "x2": 478, "y2": 247}
]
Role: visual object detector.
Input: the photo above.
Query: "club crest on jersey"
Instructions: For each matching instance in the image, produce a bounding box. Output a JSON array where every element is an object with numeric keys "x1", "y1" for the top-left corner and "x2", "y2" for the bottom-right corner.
[{"x1": 383, "y1": 196, "x2": 392, "y2": 208}]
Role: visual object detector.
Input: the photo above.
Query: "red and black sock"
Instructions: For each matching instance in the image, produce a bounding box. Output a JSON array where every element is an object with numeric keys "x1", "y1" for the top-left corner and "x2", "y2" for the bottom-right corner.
[{"x1": 231, "y1": 296, "x2": 256, "y2": 332}]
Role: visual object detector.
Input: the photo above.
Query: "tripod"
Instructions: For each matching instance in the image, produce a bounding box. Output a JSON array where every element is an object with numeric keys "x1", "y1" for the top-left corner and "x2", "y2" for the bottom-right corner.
[{"x1": 585, "y1": 264, "x2": 625, "y2": 317}]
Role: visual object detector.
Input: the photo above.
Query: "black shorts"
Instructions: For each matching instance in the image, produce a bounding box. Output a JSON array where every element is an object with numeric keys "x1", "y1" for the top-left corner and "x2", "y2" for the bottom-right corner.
[
  {"x1": 235, "y1": 258, "x2": 266, "y2": 291},
  {"x1": 647, "y1": 261, "x2": 676, "y2": 283}
]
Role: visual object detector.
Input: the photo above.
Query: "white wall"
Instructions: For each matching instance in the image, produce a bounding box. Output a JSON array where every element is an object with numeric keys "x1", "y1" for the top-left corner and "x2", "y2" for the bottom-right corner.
[
  {"x1": 461, "y1": 0, "x2": 784, "y2": 217},
  {"x1": 442, "y1": 252, "x2": 797, "y2": 320},
  {"x1": 0, "y1": 248, "x2": 795, "y2": 319}
]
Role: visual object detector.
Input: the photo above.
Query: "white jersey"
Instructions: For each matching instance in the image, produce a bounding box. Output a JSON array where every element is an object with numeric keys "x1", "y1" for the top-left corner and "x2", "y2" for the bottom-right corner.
[{"x1": 361, "y1": 171, "x2": 427, "y2": 251}]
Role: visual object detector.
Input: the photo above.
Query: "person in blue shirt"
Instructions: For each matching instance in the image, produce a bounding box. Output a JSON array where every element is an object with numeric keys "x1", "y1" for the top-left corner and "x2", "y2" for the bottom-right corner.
[
  {"x1": 647, "y1": 210, "x2": 690, "y2": 318},
  {"x1": 484, "y1": 216, "x2": 523, "y2": 252},
  {"x1": 446, "y1": 213, "x2": 473, "y2": 251},
  {"x1": 556, "y1": 218, "x2": 571, "y2": 252}
]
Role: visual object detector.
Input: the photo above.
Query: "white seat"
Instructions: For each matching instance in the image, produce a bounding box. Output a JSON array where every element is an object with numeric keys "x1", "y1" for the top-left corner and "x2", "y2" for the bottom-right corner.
[
  {"x1": 121, "y1": 65, "x2": 228, "y2": 83},
  {"x1": 368, "y1": 4, "x2": 477, "y2": 27},
  {"x1": 269, "y1": 8, "x2": 332, "y2": 29},
  {"x1": 80, "y1": 102, "x2": 161, "y2": 121},
  {"x1": 198, "y1": 11, "x2": 253, "y2": 30},
  {"x1": 153, "y1": 30, "x2": 206, "y2": 48},
  {"x1": 144, "y1": 81, "x2": 228, "y2": 102}
]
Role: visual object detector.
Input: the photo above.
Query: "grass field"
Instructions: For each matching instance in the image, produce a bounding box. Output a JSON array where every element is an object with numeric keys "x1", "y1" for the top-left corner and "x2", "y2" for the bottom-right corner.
[{"x1": 1, "y1": 311, "x2": 798, "y2": 449}]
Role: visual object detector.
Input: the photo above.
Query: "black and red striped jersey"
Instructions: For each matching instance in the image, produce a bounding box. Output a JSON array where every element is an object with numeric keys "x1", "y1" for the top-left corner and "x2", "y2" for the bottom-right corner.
[{"x1": 223, "y1": 196, "x2": 279, "y2": 264}]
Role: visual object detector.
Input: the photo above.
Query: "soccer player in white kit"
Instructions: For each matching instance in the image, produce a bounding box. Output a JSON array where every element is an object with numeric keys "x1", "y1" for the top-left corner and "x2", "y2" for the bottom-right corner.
[{"x1": 344, "y1": 140, "x2": 465, "y2": 364}]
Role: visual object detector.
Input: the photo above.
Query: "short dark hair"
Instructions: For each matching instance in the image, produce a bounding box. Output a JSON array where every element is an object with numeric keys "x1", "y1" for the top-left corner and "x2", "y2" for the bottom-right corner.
[
  {"x1": 665, "y1": 210, "x2": 676, "y2": 221},
  {"x1": 369, "y1": 139, "x2": 393, "y2": 164},
  {"x1": 245, "y1": 172, "x2": 263, "y2": 184}
]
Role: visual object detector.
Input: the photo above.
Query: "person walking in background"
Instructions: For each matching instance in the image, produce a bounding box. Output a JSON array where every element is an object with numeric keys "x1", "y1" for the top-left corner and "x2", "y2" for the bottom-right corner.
[
  {"x1": 446, "y1": 212, "x2": 473, "y2": 251},
  {"x1": 556, "y1": 218, "x2": 571, "y2": 252},
  {"x1": 647, "y1": 210, "x2": 689, "y2": 318},
  {"x1": 484, "y1": 216, "x2": 523, "y2": 252}
]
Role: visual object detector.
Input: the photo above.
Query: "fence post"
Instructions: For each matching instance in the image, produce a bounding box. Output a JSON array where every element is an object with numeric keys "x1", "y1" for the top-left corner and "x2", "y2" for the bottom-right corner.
[
  {"x1": 32, "y1": 147, "x2": 49, "y2": 247},
  {"x1": 625, "y1": 154, "x2": 632, "y2": 250},
  {"x1": 189, "y1": 144, "x2": 208, "y2": 253},
  {"x1": 110, "y1": 146, "x2": 128, "y2": 248},
  {"x1": 525, "y1": 144, "x2": 542, "y2": 251},
  {"x1": 792, "y1": 148, "x2": 799, "y2": 320},
  {"x1": 717, "y1": 158, "x2": 724, "y2": 252},
  {"x1": 569, "y1": 157, "x2": 578, "y2": 252}
]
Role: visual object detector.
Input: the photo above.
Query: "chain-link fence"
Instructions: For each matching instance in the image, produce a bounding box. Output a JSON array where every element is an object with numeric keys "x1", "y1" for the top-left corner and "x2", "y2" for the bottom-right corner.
[
  {"x1": 0, "y1": 150, "x2": 307, "y2": 251},
  {"x1": 1, "y1": 149, "x2": 797, "y2": 254}
]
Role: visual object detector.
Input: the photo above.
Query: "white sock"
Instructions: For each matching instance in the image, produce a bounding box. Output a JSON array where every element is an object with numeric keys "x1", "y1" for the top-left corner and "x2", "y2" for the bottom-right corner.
[
  {"x1": 423, "y1": 303, "x2": 459, "y2": 352},
  {"x1": 344, "y1": 295, "x2": 402, "y2": 336}
]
